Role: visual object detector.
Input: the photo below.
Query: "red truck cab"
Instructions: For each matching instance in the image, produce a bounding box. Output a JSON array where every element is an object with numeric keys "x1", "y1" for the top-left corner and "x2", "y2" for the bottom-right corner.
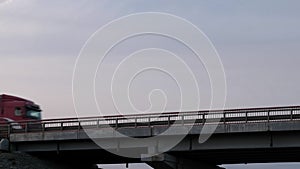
[{"x1": 0, "y1": 94, "x2": 42, "y2": 123}]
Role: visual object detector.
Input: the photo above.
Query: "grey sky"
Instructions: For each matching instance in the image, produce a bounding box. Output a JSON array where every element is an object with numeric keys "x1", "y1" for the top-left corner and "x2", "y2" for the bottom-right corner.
[{"x1": 1, "y1": 0, "x2": 300, "y2": 168}]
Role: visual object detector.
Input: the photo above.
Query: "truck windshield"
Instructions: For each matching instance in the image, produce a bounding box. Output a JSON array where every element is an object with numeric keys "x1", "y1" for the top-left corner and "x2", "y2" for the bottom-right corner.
[{"x1": 26, "y1": 110, "x2": 41, "y2": 120}]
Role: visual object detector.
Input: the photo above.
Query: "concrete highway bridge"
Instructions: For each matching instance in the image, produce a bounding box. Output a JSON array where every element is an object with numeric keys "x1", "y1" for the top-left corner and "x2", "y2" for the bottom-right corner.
[{"x1": 1, "y1": 106, "x2": 300, "y2": 169}]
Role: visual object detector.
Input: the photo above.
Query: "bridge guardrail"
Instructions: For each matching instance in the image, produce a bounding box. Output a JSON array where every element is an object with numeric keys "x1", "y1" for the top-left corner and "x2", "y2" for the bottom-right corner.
[{"x1": 6, "y1": 106, "x2": 300, "y2": 134}]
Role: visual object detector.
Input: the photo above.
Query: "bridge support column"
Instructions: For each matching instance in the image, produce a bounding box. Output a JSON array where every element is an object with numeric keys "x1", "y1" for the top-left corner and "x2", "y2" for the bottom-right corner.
[
  {"x1": 0, "y1": 138, "x2": 9, "y2": 151},
  {"x1": 143, "y1": 154, "x2": 224, "y2": 169}
]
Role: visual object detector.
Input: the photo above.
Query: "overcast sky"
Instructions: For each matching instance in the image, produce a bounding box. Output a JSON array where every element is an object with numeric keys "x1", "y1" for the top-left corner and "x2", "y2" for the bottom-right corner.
[{"x1": 1, "y1": 1, "x2": 300, "y2": 169}]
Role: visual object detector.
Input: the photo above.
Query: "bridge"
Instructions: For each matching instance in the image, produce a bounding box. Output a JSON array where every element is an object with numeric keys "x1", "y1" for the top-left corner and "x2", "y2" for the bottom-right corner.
[{"x1": 1, "y1": 106, "x2": 300, "y2": 169}]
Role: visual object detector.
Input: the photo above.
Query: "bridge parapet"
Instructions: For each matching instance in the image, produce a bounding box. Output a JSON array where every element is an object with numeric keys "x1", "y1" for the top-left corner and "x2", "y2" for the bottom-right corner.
[{"x1": 7, "y1": 105, "x2": 300, "y2": 137}]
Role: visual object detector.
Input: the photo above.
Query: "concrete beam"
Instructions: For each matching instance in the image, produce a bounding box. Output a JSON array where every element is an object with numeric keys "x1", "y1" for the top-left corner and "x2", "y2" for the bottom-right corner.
[{"x1": 9, "y1": 121, "x2": 300, "y2": 142}]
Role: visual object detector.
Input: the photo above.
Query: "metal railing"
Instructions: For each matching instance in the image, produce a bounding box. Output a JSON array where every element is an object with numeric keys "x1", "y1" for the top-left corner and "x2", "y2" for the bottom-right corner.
[{"x1": 2, "y1": 106, "x2": 300, "y2": 136}]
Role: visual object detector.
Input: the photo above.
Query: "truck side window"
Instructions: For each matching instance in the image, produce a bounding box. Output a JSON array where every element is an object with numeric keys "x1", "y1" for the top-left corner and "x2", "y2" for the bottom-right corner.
[{"x1": 15, "y1": 107, "x2": 22, "y2": 116}]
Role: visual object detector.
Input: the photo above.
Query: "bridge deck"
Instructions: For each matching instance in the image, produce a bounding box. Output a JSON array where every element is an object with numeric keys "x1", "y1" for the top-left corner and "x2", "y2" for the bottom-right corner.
[{"x1": 3, "y1": 106, "x2": 300, "y2": 166}]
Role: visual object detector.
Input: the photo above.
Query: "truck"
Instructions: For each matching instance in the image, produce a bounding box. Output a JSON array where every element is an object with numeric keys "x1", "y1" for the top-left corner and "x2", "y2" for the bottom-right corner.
[{"x1": 0, "y1": 94, "x2": 42, "y2": 127}]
